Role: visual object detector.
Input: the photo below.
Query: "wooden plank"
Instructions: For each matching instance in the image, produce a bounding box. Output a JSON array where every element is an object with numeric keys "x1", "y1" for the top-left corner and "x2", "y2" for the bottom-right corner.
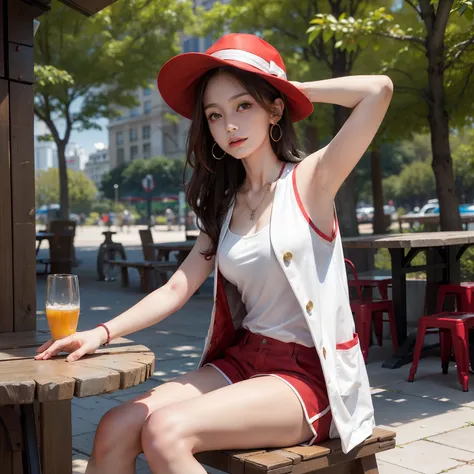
[
  {"x1": 0, "y1": 332, "x2": 49, "y2": 350},
  {"x1": 0, "y1": 79, "x2": 12, "y2": 333},
  {"x1": 0, "y1": 359, "x2": 75, "y2": 403},
  {"x1": 7, "y1": 0, "x2": 40, "y2": 46},
  {"x1": 282, "y1": 444, "x2": 330, "y2": 461},
  {"x1": 10, "y1": 82, "x2": 36, "y2": 332},
  {"x1": 8, "y1": 43, "x2": 34, "y2": 84},
  {"x1": 72, "y1": 351, "x2": 154, "y2": 389},
  {"x1": 40, "y1": 400, "x2": 72, "y2": 474}
]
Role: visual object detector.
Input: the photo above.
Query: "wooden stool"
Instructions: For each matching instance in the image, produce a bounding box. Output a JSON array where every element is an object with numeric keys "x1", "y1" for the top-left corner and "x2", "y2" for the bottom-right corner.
[
  {"x1": 196, "y1": 427, "x2": 395, "y2": 473},
  {"x1": 408, "y1": 312, "x2": 474, "y2": 392},
  {"x1": 437, "y1": 283, "x2": 474, "y2": 312}
]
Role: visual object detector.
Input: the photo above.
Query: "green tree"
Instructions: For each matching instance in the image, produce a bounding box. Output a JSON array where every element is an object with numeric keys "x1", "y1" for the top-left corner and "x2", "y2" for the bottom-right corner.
[
  {"x1": 197, "y1": 0, "x2": 397, "y2": 237},
  {"x1": 35, "y1": 168, "x2": 98, "y2": 213},
  {"x1": 101, "y1": 156, "x2": 186, "y2": 200},
  {"x1": 34, "y1": 0, "x2": 193, "y2": 219},
  {"x1": 306, "y1": 1, "x2": 474, "y2": 230}
]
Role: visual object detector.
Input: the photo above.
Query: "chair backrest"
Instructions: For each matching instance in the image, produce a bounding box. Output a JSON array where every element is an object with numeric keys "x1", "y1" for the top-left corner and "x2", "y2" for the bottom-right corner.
[
  {"x1": 139, "y1": 229, "x2": 155, "y2": 260},
  {"x1": 49, "y1": 235, "x2": 74, "y2": 274},
  {"x1": 344, "y1": 258, "x2": 364, "y2": 302},
  {"x1": 48, "y1": 220, "x2": 76, "y2": 236}
]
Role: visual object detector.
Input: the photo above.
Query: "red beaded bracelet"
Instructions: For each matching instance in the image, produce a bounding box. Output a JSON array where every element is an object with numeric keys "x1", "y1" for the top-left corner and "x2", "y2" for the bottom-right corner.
[{"x1": 97, "y1": 323, "x2": 111, "y2": 346}]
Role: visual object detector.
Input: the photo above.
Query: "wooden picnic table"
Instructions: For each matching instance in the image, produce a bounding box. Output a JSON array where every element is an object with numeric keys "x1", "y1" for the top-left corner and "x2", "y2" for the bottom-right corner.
[
  {"x1": 343, "y1": 231, "x2": 474, "y2": 368},
  {"x1": 149, "y1": 240, "x2": 195, "y2": 265},
  {"x1": 0, "y1": 331, "x2": 155, "y2": 474},
  {"x1": 35, "y1": 232, "x2": 54, "y2": 256}
]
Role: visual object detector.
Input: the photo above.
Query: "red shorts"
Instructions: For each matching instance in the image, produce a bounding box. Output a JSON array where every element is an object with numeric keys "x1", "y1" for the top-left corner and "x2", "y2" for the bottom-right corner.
[{"x1": 205, "y1": 329, "x2": 332, "y2": 445}]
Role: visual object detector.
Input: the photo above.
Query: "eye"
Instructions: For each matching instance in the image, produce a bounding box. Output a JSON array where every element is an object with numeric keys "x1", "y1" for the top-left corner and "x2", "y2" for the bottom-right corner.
[
  {"x1": 207, "y1": 112, "x2": 221, "y2": 122},
  {"x1": 238, "y1": 102, "x2": 252, "y2": 111}
]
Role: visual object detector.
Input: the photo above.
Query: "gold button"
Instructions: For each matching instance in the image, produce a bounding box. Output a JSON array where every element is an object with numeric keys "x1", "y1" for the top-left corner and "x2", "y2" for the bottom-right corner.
[
  {"x1": 283, "y1": 252, "x2": 293, "y2": 263},
  {"x1": 322, "y1": 347, "x2": 327, "y2": 359},
  {"x1": 306, "y1": 300, "x2": 313, "y2": 312}
]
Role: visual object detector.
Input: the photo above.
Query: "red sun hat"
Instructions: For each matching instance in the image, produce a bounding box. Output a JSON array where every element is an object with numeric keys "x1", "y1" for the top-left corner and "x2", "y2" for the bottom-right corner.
[{"x1": 157, "y1": 33, "x2": 313, "y2": 122}]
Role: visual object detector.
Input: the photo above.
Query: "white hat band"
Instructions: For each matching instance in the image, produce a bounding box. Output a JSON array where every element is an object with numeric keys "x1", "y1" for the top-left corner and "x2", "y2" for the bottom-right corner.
[{"x1": 210, "y1": 49, "x2": 287, "y2": 80}]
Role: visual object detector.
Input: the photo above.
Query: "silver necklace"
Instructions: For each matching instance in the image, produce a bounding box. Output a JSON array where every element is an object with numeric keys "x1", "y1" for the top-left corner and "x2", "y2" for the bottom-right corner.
[{"x1": 245, "y1": 182, "x2": 274, "y2": 220}]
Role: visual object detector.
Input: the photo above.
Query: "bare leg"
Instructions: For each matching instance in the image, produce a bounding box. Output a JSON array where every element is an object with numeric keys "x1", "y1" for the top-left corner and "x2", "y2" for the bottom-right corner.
[
  {"x1": 141, "y1": 375, "x2": 315, "y2": 474},
  {"x1": 85, "y1": 365, "x2": 229, "y2": 474}
]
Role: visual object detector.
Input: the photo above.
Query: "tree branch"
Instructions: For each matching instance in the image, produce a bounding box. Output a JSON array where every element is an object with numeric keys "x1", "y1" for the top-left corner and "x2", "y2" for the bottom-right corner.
[
  {"x1": 444, "y1": 35, "x2": 474, "y2": 70},
  {"x1": 375, "y1": 31, "x2": 425, "y2": 46},
  {"x1": 452, "y1": 63, "x2": 474, "y2": 111},
  {"x1": 405, "y1": 0, "x2": 422, "y2": 17}
]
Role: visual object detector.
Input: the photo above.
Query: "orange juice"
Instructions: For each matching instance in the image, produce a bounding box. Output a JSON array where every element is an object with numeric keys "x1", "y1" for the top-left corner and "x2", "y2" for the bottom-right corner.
[{"x1": 46, "y1": 304, "x2": 80, "y2": 340}]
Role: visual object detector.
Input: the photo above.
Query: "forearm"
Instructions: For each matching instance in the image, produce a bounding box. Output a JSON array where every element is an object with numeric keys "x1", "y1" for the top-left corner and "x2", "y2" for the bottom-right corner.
[
  {"x1": 94, "y1": 284, "x2": 183, "y2": 344},
  {"x1": 299, "y1": 75, "x2": 393, "y2": 109}
]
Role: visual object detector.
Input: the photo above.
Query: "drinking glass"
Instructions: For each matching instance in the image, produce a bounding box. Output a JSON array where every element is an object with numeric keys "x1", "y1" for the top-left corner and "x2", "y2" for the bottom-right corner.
[{"x1": 46, "y1": 274, "x2": 80, "y2": 341}]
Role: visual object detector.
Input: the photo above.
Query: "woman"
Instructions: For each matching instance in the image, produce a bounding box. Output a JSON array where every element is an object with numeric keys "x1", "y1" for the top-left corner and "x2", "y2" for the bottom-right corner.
[{"x1": 35, "y1": 33, "x2": 393, "y2": 474}]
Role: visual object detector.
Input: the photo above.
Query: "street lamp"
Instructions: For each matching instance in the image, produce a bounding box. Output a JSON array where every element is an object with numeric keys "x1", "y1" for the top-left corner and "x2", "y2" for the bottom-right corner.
[{"x1": 113, "y1": 184, "x2": 119, "y2": 211}]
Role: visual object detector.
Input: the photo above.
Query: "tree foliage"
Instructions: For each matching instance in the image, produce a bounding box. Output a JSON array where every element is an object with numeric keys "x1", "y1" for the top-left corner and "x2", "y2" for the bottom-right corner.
[
  {"x1": 35, "y1": 169, "x2": 97, "y2": 213},
  {"x1": 34, "y1": 0, "x2": 193, "y2": 218},
  {"x1": 101, "y1": 156, "x2": 186, "y2": 200}
]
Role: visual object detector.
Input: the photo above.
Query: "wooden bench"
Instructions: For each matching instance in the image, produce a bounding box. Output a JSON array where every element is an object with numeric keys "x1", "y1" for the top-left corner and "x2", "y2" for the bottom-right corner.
[
  {"x1": 105, "y1": 259, "x2": 179, "y2": 293},
  {"x1": 195, "y1": 427, "x2": 395, "y2": 474}
]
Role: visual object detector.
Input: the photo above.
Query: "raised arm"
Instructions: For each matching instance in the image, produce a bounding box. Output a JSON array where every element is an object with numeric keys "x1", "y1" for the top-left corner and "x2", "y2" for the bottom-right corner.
[
  {"x1": 35, "y1": 231, "x2": 215, "y2": 361},
  {"x1": 296, "y1": 75, "x2": 393, "y2": 199}
]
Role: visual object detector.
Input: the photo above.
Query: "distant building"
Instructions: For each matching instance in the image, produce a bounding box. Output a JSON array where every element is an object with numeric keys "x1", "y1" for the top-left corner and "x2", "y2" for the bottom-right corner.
[
  {"x1": 84, "y1": 147, "x2": 110, "y2": 192},
  {"x1": 34, "y1": 137, "x2": 58, "y2": 171},
  {"x1": 65, "y1": 142, "x2": 88, "y2": 172},
  {"x1": 108, "y1": 0, "x2": 227, "y2": 169}
]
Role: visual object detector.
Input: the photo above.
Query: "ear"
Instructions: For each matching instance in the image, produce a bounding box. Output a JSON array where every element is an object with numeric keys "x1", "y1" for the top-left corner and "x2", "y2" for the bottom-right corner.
[{"x1": 270, "y1": 98, "x2": 284, "y2": 124}]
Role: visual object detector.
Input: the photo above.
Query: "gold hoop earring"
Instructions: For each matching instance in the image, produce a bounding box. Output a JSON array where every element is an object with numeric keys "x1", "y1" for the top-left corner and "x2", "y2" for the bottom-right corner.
[
  {"x1": 270, "y1": 123, "x2": 283, "y2": 143},
  {"x1": 212, "y1": 142, "x2": 226, "y2": 160}
]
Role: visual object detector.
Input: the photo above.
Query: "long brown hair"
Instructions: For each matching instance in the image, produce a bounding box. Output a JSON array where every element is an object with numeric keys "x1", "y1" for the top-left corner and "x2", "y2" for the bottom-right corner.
[{"x1": 185, "y1": 66, "x2": 303, "y2": 259}]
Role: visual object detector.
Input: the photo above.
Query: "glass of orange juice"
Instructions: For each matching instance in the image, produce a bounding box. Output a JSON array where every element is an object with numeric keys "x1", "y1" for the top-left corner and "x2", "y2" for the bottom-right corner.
[{"x1": 46, "y1": 274, "x2": 80, "y2": 340}]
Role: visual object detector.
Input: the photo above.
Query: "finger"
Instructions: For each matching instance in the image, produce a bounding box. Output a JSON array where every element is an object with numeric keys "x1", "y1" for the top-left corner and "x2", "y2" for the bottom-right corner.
[
  {"x1": 66, "y1": 346, "x2": 88, "y2": 363},
  {"x1": 36, "y1": 339, "x2": 54, "y2": 353},
  {"x1": 36, "y1": 336, "x2": 73, "y2": 360}
]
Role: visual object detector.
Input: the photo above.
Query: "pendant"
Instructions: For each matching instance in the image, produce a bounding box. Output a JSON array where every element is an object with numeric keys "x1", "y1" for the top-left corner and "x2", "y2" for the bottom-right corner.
[{"x1": 250, "y1": 210, "x2": 256, "y2": 220}]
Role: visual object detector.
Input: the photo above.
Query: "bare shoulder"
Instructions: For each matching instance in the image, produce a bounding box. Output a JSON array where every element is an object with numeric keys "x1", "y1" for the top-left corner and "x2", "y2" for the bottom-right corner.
[
  {"x1": 294, "y1": 149, "x2": 336, "y2": 240},
  {"x1": 165, "y1": 231, "x2": 215, "y2": 301}
]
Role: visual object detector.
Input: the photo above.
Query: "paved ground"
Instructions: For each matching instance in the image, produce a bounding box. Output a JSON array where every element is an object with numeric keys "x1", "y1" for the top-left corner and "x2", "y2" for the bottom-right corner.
[{"x1": 35, "y1": 226, "x2": 474, "y2": 474}]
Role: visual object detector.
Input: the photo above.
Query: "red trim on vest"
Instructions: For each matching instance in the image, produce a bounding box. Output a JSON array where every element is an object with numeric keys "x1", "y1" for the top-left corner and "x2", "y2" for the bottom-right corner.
[
  {"x1": 292, "y1": 164, "x2": 338, "y2": 242},
  {"x1": 336, "y1": 333, "x2": 359, "y2": 350},
  {"x1": 201, "y1": 271, "x2": 236, "y2": 366}
]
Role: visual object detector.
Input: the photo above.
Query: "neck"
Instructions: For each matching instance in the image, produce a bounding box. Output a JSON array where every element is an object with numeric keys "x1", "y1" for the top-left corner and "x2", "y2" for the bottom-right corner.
[{"x1": 240, "y1": 144, "x2": 282, "y2": 192}]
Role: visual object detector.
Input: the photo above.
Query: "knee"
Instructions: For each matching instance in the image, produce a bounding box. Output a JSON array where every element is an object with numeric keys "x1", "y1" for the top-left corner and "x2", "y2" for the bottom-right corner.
[
  {"x1": 93, "y1": 404, "x2": 142, "y2": 461},
  {"x1": 141, "y1": 407, "x2": 191, "y2": 462}
]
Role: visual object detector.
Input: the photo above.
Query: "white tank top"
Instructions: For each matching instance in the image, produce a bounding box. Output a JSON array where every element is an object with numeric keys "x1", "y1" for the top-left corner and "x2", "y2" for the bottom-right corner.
[{"x1": 218, "y1": 223, "x2": 314, "y2": 347}]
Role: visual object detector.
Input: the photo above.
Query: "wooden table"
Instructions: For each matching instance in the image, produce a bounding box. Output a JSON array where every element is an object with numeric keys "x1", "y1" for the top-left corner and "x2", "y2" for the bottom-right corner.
[
  {"x1": 149, "y1": 240, "x2": 195, "y2": 265},
  {"x1": 0, "y1": 331, "x2": 155, "y2": 474},
  {"x1": 35, "y1": 232, "x2": 54, "y2": 256},
  {"x1": 343, "y1": 231, "x2": 474, "y2": 368}
]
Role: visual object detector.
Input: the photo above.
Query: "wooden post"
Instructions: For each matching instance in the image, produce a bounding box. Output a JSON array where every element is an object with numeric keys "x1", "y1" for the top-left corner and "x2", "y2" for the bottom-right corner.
[{"x1": 0, "y1": 0, "x2": 47, "y2": 334}]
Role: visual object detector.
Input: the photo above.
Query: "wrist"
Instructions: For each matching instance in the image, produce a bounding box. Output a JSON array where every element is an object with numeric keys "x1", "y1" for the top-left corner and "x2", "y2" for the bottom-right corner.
[{"x1": 95, "y1": 324, "x2": 111, "y2": 346}]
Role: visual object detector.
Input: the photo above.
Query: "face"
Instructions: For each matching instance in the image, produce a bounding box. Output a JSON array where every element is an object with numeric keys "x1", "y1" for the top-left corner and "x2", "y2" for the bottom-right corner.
[{"x1": 203, "y1": 71, "x2": 283, "y2": 159}]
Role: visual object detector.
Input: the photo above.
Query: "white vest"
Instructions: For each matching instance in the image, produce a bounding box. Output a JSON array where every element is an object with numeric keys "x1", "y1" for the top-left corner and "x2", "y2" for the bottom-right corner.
[{"x1": 199, "y1": 162, "x2": 375, "y2": 454}]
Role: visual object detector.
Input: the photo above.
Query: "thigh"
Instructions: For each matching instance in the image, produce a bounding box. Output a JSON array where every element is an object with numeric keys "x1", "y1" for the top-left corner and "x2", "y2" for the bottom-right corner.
[
  {"x1": 150, "y1": 374, "x2": 315, "y2": 453},
  {"x1": 97, "y1": 365, "x2": 230, "y2": 441}
]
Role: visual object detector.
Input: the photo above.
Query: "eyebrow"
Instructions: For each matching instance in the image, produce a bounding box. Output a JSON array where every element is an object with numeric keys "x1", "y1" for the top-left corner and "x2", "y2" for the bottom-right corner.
[{"x1": 204, "y1": 92, "x2": 250, "y2": 111}]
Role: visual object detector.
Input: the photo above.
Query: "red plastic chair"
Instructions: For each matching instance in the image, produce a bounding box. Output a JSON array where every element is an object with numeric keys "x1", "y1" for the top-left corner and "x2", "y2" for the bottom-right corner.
[
  {"x1": 408, "y1": 312, "x2": 474, "y2": 392},
  {"x1": 345, "y1": 259, "x2": 398, "y2": 362},
  {"x1": 437, "y1": 283, "x2": 474, "y2": 313}
]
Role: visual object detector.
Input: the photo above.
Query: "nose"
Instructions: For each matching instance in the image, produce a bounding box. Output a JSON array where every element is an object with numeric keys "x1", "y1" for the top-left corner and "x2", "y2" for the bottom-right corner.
[{"x1": 226, "y1": 122, "x2": 239, "y2": 133}]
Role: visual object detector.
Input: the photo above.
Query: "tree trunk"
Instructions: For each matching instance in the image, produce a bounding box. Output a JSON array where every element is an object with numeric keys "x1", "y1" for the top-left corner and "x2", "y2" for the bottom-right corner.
[
  {"x1": 332, "y1": 49, "x2": 359, "y2": 237},
  {"x1": 371, "y1": 146, "x2": 386, "y2": 234},
  {"x1": 302, "y1": 121, "x2": 320, "y2": 153},
  {"x1": 57, "y1": 142, "x2": 69, "y2": 219},
  {"x1": 427, "y1": 47, "x2": 461, "y2": 231}
]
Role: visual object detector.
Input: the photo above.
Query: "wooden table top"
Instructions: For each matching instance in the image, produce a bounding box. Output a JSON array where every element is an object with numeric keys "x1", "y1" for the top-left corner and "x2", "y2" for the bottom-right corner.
[
  {"x1": 342, "y1": 231, "x2": 474, "y2": 249},
  {"x1": 0, "y1": 331, "x2": 155, "y2": 405},
  {"x1": 149, "y1": 241, "x2": 195, "y2": 251}
]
